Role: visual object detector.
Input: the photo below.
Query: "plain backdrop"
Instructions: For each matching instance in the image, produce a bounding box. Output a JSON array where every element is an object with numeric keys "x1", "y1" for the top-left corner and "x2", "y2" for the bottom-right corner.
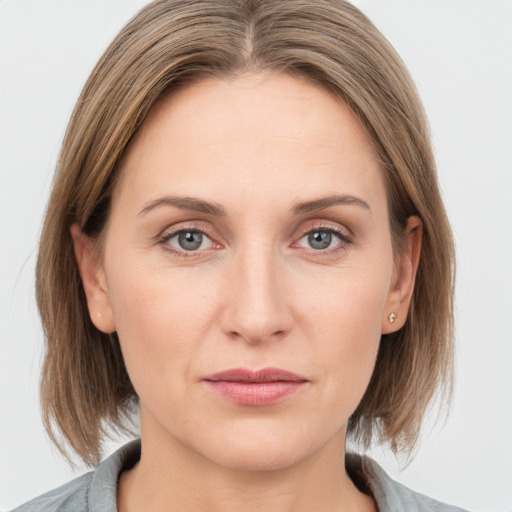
[{"x1": 1, "y1": 1, "x2": 511, "y2": 511}]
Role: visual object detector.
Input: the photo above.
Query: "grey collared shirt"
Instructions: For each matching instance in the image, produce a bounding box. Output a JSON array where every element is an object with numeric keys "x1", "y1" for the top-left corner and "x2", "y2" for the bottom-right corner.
[{"x1": 12, "y1": 439, "x2": 469, "y2": 511}]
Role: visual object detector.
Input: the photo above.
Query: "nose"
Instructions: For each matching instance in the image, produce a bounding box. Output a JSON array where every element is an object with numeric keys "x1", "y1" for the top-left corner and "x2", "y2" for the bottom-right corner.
[{"x1": 220, "y1": 244, "x2": 293, "y2": 345}]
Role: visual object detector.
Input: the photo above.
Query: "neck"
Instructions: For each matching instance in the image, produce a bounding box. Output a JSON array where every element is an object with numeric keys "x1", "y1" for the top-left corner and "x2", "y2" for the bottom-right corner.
[{"x1": 117, "y1": 413, "x2": 375, "y2": 512}]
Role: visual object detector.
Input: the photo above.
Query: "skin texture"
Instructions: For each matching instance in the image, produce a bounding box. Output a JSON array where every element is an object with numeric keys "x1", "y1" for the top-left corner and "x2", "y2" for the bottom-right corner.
[{"x1": 72, "y1": 73, "x2": 422, "y2": 512}]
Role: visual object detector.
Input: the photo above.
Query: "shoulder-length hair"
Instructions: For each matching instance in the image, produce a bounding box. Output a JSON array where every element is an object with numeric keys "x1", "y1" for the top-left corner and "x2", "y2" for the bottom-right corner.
[{"x1": 36, "y1": 0, "x2": 455, "y2": 466}]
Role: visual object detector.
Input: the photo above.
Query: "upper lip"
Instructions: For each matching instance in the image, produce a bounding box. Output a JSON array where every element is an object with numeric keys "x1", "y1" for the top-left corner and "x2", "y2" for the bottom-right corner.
[{"x1": 203, "y1": 367, "x2": 308, "y2": 383}]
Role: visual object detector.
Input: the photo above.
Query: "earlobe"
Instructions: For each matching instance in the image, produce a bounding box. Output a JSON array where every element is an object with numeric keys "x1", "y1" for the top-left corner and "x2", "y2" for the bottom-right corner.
[
  {"x1": 382, "y1": 216, "x2": 423, "y2": 334},
  {"x1": 70, "y1": 223, "x2": 116, "y2": 333}
]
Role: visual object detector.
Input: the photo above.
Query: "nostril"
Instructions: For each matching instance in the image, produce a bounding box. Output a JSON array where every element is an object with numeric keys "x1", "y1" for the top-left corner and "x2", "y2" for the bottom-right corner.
[{"x1": 228, "y1": 328, "x2": 287, "y2": 344}]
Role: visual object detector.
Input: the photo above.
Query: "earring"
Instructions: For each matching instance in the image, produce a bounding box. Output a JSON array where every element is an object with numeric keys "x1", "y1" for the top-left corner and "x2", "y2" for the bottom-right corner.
[
  {"x1": 389, "y1": 312, "x2": 397, "y2": 323},
  {"x1": 97, "y1": 312, "x2": 102, "y2": 318}
]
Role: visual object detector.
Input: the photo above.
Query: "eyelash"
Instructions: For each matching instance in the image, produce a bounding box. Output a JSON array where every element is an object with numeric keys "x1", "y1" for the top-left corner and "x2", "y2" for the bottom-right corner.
[
  {"x1": 157, "y1": 223, "x2": 352, "y2": 259},
  {"x1": 157, "y1": 223, "x2": 217, "y2": 259},
  {"x1": 293, "y1": 224, "x2": 353, "y2": 255}
]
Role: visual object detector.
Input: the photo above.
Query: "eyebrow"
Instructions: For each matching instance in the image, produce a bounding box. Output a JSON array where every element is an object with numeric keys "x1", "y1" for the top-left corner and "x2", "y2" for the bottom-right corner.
[
  {"x1": 138, "y1": 196, "x2": 227, "y2": 217},
  {"x1": 138, "y1": 193, "x2": 370, "y2": 217},
  {"x1": 290, "y1": 194, "x2": 371, "y2": 215}
]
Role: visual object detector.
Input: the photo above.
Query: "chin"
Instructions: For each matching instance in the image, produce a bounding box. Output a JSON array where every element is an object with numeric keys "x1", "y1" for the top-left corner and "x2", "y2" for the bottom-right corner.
[
  {"x1": 192, "y1": 422, "x2": 328, "y2": 473},
  {"x1": 209, "y1": 442, "x2": 305, "y2": 472}
]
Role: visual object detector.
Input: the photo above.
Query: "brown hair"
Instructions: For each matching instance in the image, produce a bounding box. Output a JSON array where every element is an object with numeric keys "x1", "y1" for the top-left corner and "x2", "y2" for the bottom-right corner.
[{"x1": 36, "y1": 0, "x2": 455, "y2": 466}]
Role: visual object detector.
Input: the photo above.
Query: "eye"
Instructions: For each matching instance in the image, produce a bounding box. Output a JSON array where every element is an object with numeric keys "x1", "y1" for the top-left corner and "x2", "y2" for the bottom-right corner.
[
  {"x1": 164, "y1": 229, "x2": 214, "y2": 253},
  {"x1": 296, "y1": 227, "x2": 350, "y2": 251}
]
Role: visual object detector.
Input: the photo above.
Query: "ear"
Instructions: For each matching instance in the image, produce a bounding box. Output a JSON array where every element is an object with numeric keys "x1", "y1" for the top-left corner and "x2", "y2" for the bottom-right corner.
[
  {"x1": 70, "y1": 223, "x2": 116, "y2": 333},
  {"x1": 382, "y1": 216, "x2": 423, "y2": 334}
]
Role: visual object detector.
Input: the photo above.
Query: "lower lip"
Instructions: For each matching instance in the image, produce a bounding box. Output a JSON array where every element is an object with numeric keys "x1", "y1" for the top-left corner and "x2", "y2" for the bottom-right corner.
[{"x1": 205, "y1": 381, "x2": 306, "y2": 406}]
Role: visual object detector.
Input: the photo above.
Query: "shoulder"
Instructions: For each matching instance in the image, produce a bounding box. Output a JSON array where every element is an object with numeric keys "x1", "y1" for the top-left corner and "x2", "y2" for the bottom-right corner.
[
  {"x1": 10, "y1": 472, "x2": 93, "y2": 512},
  {"x1": 10, "y1": 439, "x2": 141, "y2": 512},
  {"x1": 346, "y1": 453, "x2": 470, "y2": 512}
]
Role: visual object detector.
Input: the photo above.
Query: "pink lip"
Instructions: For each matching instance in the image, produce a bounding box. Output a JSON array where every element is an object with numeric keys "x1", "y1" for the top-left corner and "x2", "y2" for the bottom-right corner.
[{"x1": 203, "y1": 367, "x2": 308, "y2": 406}]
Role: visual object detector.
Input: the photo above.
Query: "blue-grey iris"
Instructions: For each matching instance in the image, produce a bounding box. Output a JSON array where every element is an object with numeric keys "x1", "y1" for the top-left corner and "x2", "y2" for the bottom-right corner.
[
  {"x1": 178, "y1": 231, "x2": 203, "y2": 250},
  {"x1": 308, "y1": 231, "x2": 331, "y2": 250}
]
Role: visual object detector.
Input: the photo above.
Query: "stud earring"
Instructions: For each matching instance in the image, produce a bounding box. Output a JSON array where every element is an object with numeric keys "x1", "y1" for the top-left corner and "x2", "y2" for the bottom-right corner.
[
  {"x1": 97, "y1": 312, "x2": 102, "y2": 318},
  {"x1": 389, "y1": 312, "x2": 397, "y2": 323}
]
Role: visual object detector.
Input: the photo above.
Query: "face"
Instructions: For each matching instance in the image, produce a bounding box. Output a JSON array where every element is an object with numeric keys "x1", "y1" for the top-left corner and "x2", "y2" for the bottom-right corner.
[{"x1": 75, "y1": 73, "x2": 418, "y2": 472}]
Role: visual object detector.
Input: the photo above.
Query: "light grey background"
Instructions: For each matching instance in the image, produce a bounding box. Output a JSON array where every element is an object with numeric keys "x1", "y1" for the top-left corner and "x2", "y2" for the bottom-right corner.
[{"x1": 1, "y1": 1, "x2": 511, "y2": 510}]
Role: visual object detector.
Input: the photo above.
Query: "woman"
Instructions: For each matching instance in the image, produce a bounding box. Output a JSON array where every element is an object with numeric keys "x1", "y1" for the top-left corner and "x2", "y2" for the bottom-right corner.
[{"x1": 12, "y1": 0, "x2": 466, "y2": 510}]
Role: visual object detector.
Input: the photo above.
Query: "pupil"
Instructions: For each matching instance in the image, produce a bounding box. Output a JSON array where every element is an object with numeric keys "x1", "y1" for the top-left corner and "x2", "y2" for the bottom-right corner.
[
  {"x1": 309, "y1": 231, "x2": 331, "y2": 250},
  {"x1": 179, "y1": 231, "x2": 202, "y2": 250}
]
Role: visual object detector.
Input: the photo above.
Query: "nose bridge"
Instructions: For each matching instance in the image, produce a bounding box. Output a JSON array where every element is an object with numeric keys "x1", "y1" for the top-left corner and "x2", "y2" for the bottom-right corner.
[{"x1": 222, "y1": 239, "x2": 291, "y2": 343}]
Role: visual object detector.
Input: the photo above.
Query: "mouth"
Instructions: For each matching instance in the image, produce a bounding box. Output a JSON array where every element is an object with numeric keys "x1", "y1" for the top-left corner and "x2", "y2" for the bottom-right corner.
[{"x1": 202, "y1": 367, "x2": 309, "y2": 406}]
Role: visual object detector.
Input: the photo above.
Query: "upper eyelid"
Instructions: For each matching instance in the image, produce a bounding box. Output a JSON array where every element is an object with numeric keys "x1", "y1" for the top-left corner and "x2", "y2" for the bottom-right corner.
[
  {"x1": 159, "y1": 222, "x2": 348, "y2": 237},
  {"x1": 295, "y1": 222, "x2": 352, "y2": 240},
  {"x1": 156, "y1": 220, "x2": 352, "y2": 248},
  {"x1": 154, "y1": 212, "x2": 355, "y2": 243},
  {"x1": 158, "y1": 222, "x2": 214, "y2": 240}
]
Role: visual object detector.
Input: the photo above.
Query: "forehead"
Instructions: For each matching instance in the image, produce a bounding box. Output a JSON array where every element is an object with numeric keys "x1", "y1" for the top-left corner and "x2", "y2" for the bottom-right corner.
[{"x1": 113, "y1": 72, "x2": 385, "y2": 215}]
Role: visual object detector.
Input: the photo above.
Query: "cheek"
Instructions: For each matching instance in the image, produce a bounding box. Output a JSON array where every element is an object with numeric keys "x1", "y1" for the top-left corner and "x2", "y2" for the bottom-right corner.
[
  {"x1": 296, "y1": 262, "x2": 391, "y2": 409},
  {"x1": 298, "y1": 257, "x2": 391, "y2": 346},
  {"x1": 104, "y1": 262, "x2": 217, "y2": 392}
]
